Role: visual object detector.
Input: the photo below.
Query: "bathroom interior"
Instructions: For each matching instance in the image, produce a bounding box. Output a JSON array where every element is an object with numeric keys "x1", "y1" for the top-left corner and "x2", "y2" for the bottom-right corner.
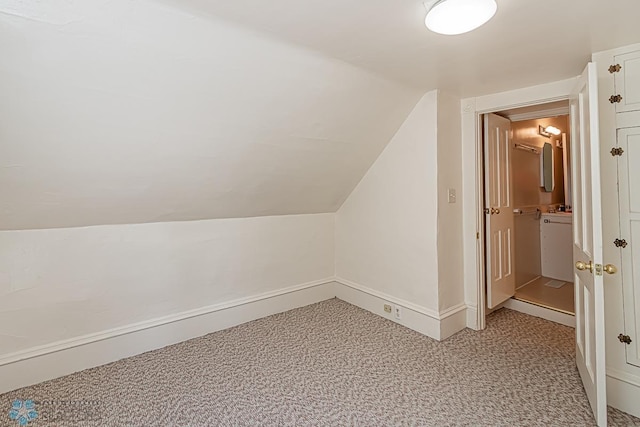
[{"x1": 500, "y1": 101, "x2": 574, "y2": 315}]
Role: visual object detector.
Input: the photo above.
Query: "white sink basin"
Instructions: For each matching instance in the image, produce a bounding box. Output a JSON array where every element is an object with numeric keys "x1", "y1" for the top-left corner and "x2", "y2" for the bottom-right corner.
[{"x1": 543, "y1": 212, "x2": 572, "y2": 217}]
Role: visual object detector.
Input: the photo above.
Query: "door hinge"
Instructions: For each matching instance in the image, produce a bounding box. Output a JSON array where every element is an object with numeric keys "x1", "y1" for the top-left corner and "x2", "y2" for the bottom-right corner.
[
  {"x1": 611, "y1": 147, "x2": 624, "y2": 156},
  {"x1": 608, "y1": 64, "x2": 622, "y2": 73},
  {"x1": 618, "y1": 334, "x2": 632, "y2": 345},
  {"x1": 614, "y1": 238, "x2": 628, "y2": 248},
  {"x1": 476, "y1": 232, "x2": 480, "y2": 240},
  {"x1": 609, "y1": 94, "x2": 623, "y2": 104}
]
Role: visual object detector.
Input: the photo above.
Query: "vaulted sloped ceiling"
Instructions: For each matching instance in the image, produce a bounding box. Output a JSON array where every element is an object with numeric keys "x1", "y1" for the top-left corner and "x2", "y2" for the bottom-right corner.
[
  {"x1": 0, "y1": 0, "x2": 421, "y2": 230},
  {"x1": 166, "y1": 0, "x2": 640, "y2": 95}
]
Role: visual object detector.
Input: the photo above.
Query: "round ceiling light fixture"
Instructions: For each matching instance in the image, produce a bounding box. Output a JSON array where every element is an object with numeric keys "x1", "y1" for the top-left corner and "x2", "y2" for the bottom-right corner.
[{"x1": 424, "y1": 0, "x2": 497, "y2": 35}]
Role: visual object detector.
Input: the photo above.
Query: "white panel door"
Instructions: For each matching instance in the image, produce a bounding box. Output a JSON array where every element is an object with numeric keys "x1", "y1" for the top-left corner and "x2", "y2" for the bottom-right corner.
[
  {"x1": 617, "y1": 126, "x2": 640, "y2": 368},
  {"x1": 484, "y1": 113, "x2": 515, "y2": 309},
  {"x1": 571, "y1": 62, "x2": 607, "y2": 427},
  {"x1": 613, "y1": 50, "x2": 640, "y2": 113}
]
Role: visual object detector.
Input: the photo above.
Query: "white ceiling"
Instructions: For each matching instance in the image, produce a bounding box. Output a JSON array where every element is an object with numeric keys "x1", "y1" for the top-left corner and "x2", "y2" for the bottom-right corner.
[{"x1": 162, "y1": 0, "x2": 640, "y2": 96}]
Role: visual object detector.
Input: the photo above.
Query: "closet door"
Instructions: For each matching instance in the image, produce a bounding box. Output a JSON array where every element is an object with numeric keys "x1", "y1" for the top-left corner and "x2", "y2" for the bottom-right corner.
[
  {"x1": 484, "y1": 113, "x2": 515, "y2": 309},
  {"x1": 571, "y1": 62, "x2": 607, "y2": 427},
  {"x1": 617, "y1": 126, "x2": 640, "y2": 368},
  {"x1": 612, "y1": 50, "x2": 640, "y2": 113}
]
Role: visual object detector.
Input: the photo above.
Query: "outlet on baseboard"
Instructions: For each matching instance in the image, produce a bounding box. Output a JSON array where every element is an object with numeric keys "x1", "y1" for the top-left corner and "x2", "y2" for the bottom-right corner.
[
  {"x1": 394, "y1": 305, "x2": 402, "y2": 320},
  {"x1": 383, "y1": 304, "x2": 392, "y2": 314}
]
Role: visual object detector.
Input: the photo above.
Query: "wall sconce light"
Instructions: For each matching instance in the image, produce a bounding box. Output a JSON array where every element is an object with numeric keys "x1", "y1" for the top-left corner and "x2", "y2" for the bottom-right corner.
[
  {"x1": 539, "y1": 125, "x2": 562, "y2": 138},
  {"x1": 545, "y1": 125, "x2": 562, "y2": 136},
  {"x1": 538, "y1": 125, "x2": 550, "y2": 138}
]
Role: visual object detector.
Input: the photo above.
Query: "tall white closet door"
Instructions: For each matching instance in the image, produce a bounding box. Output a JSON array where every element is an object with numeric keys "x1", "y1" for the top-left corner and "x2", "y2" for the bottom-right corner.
[{"x1": 617, "y1": 126, "x2": 640, "y2": 368}]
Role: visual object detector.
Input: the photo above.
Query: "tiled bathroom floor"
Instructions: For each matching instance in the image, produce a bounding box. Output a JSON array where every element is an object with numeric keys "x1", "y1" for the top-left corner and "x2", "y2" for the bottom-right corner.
[{"x1": 514, "y1": 276, "x2": 575, "y2": 315}]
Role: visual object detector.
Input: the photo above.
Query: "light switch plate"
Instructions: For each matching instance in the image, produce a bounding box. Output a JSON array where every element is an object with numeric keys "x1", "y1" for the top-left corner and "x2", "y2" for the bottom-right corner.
[{"x1": 448, "y1": 188, "x2": 456, "y2": 203}]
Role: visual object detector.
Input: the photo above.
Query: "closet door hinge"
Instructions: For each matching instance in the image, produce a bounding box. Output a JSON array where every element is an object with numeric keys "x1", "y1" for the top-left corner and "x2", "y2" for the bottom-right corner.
[
  {"x1": 611, "y1": 147, "x2": 624, "y2": 156},
  {"x1": 614, "y1": 238, "x2": 628, "y2": 248},
  {"x1": 608, "y1": 64, "x2": 622, "y2": 73},
  {"x1": 618, "y1": 334, "x2": 632, "y2": 345},
  {"x1": 609, "y1": 94, "x2": 623, "y2": 104}
]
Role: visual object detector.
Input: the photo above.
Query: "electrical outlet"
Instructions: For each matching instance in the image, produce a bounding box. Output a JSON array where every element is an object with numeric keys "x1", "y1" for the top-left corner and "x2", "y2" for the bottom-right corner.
[
  {"x1": 394, "y1": 305, "x2": 402, "y2": 320},
  {"x1": 384, "y1": 304, "x2": 392, "y2": 313}
]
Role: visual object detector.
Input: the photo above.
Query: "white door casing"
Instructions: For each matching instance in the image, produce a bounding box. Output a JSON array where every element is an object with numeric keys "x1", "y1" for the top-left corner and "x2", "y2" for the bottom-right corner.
[
  {"x1": 484, "y1": 113, "x2": 515, "y2": 309},
  {"x1": 571, "y1": 62, "x2": 607, "y2": 427},
  {"x1": 617, "y1": 126, "x2": 640, "y2": 368}
]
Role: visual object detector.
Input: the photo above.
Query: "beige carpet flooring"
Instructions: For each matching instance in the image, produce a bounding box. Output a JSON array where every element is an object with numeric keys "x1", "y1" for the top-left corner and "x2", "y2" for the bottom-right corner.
[{"x1": 2, "y1": 298, "x2": 639, "y2": 426}]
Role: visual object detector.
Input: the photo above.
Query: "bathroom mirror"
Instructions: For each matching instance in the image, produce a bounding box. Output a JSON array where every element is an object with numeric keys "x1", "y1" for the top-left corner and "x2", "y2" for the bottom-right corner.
[{"x1": 540, "y1": 142, "x2": 554, "y2": 192}]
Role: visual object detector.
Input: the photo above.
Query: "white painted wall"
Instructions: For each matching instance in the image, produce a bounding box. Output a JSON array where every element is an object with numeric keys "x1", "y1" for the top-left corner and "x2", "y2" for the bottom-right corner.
[
  {"x1": 335, "y1": 91, "x2": 440, "y2": 311},
  {"x1": 436, "y1": 91, "x2": 465, "y2": 311},
  {"x1": 0, "y1": 0, "x2": 425, "y2": 383},
  {"x1": 335, "y1": 90, "x2": 465, "y2": 314},
  {"x1": 0, "y1": 0, "x2": 420, "y2": 230},
  {"x1": 0, "y1": 214, "x2": 334, "y2": 357}
]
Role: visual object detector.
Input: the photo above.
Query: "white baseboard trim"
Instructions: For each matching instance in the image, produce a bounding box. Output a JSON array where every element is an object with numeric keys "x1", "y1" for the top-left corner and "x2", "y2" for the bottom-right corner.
[
  {"x1": 0, "y1": 278, "x2": 336, "y2": 394},
  {"x1": 606, "y1": 367, "x2": 640, "y2": 418},
  {"x1": 333, "y1": 280, "x2": 441, "y2": 339},
  {"x1": 439, "y1": 303, "x2": 468, "y2": 340},
  {"x1": 2, "y1": 278, "x2": 470, "y2": 394},
  {"x1": 334, "y1": 277, "x2": 441, "y2": 318},
  {"x1": 465, "y1": 304, "x2": 479, "y2": 330},
  {"x1": 333, "y1": 277, "x2": 467, "y2": 341},
  {"x1": 503, "y1": 298, "x2": 575, "y2": 328}
]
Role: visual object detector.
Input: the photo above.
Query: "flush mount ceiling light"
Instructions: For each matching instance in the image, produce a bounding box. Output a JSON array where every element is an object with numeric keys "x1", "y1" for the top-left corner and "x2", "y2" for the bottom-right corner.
[{"x1": 424, "y1": 0, "x2": 497, "y2": 35}]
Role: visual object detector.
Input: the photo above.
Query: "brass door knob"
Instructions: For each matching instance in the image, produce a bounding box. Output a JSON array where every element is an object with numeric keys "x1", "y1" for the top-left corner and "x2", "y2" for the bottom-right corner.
[
  {"x1": 603, "y1": 264, "x2": 618, "y2": 274},
  {"x1": 575, "y1": 260, "x2": 594, "y2": 272},
  {"x1": 494, "y1": 208, "x2": 500, "y2": 214}
]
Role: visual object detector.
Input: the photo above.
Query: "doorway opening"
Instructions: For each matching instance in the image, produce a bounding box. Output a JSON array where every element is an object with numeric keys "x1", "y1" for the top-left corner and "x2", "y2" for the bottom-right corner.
[
  {"x1": 467, "y1": 64, "x2": 607, "y2": 424},
  {"x1": 481, "y1": 100, "x2": 576, "y2": 324}
]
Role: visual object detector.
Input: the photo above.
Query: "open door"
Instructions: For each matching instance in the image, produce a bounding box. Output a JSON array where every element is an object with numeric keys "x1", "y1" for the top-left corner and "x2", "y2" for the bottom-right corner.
[
  {"x1": 484, "y1": 113, "x2": 515, "y2": 309},
  {"x1": 570, "y1": 62, "x2": 607, "y2": 426}
]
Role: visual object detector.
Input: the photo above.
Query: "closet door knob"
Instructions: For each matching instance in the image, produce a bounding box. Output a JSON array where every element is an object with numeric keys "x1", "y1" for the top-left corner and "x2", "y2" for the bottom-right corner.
[
  {"x1": 603, "y1": 264, "x2": 617, "y2": 274},
  {"x1": 575, "y1": 260, "x2": 593, "y2": 272}
]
